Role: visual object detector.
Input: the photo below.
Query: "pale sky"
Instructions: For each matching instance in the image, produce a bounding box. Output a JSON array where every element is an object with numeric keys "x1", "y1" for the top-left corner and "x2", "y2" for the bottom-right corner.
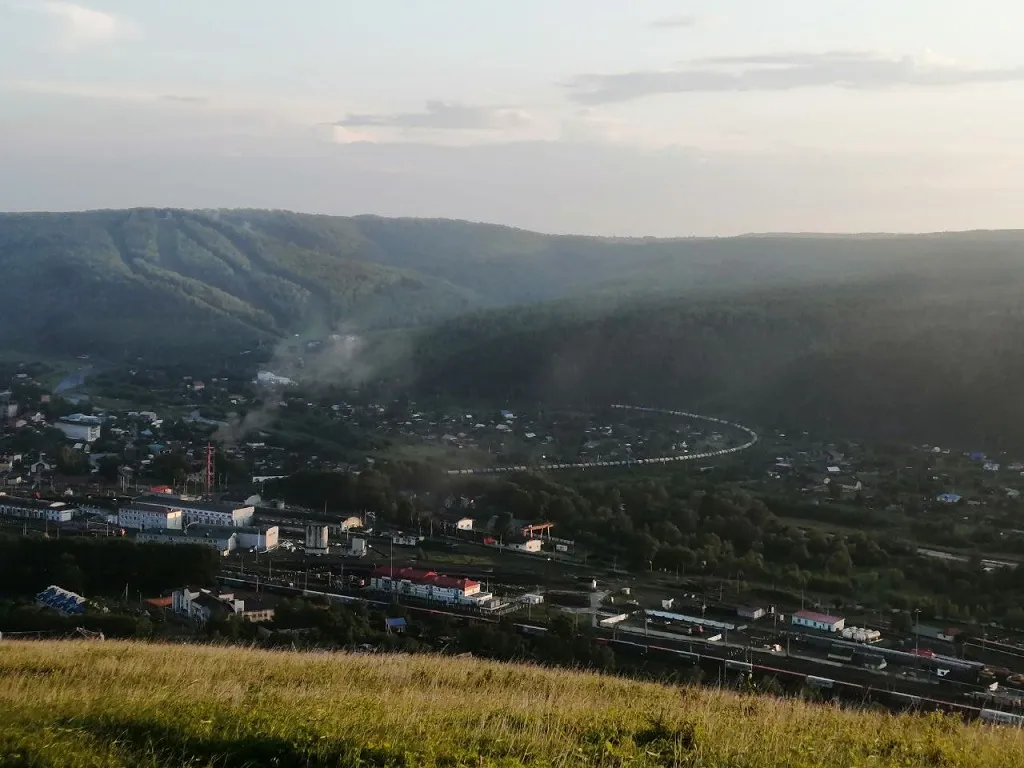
[{"x1": 2, "y1": 0, "x2": 1024, "y2": 235}]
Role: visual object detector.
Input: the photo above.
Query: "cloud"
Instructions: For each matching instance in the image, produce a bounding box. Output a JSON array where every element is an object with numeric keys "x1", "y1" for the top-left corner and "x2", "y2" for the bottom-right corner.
[
  {"x1": 37, "y1": 1, "x2": 135, "y2": 47},
  {"x1": 334, "y1": 100, "x2": 533, "y2": 131},
  {"x1": 567, "y1": 51, "x2": 1024, "y2": 103},
  {"x1": 650, "y1": 15, "x2": 702, "y2": 29},
  {"x1": 161, "y1": 94, "x2": 209, "y2": 105}
]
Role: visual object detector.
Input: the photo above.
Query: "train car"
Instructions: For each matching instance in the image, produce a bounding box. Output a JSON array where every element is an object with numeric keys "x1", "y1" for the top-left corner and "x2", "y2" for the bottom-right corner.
[
  {"x1": 806, "y1": 675, "x2": 835, "y2": 689},
  {"x1": 827, "y1": 644, "x2": 855, "y2": 663},
  {"x1": 980, "y1": 709, "x2": 1024, "y2": 727},
  {"x1": 855, "y1": 652, "x2": 887, "y2": 671}
]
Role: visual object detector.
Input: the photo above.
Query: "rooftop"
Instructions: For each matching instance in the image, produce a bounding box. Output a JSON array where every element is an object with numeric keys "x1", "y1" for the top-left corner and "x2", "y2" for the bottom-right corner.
[
  {"x1": 134, "y1": 495, "x2": 254, "y2": 514},
  {"x1": 372, "y1": 566, "x2": 480, "y2": 592},
  {"x1": 0, "y1": 495, "x2": 72, "y2": 511},
  {"x1": 793, "y1": 609, "x2": 844, "y2": 625}
]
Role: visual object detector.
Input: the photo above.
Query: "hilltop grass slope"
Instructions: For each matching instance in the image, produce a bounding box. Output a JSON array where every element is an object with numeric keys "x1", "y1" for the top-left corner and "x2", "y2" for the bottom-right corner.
[{"x1": 1, "y1": 641, "x2": 1021, "y2": 767}]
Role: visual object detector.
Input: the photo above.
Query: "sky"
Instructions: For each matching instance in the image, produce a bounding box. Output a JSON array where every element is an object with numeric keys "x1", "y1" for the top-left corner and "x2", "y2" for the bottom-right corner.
[{"x1": 2, "y1": 0, "x2": 1024, "y2": 236}]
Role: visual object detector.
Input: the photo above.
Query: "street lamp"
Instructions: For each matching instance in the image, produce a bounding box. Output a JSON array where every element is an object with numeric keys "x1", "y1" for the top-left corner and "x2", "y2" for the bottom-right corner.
[{"x1": 914, "y1": 608, "x2": 921, "y2": 656}]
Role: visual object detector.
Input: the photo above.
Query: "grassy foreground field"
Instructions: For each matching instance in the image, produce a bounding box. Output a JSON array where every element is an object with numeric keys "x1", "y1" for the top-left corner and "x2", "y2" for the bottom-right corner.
[{"x1": 1, "y1": 641, "x2": 1023, "y2": 767}]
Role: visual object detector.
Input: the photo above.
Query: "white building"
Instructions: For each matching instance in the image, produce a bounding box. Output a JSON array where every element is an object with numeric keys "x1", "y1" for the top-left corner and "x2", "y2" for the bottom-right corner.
[
  {"x1": 56, "y1": 414, "x2": 102, "y2": 443},
  {"x1": 456, "y1": 517, "x2": 474, "y2": 531},
  {"x1": 370, "y1": 566, "x2": 484, "y2": 606},
  {"x1": 135, "y1": 528, "x2": 238, "y2": 556},
  {"x1": 172, "y1": 587, "x2": 243, "y2": 623},
  {"x1": 231, "y1": 525, "x2": 278, "y2": 551},
  {"x1": 509, "y1": 539, "x2": 542, "y2": 553},
  {"x1": 118, "y1": 505, "x2": 183, "y2": 531},
  {"x1": 305, "y1": 524, "x2": 329, "y2": 554},
  {"x1": 339, "y1": 515, "x2": 363, "y2": 531},
  {"x1": 791, "y1": 609, "x2": 846, "y2": 633},
  {"x1": 0, "y1": 495, "x2": 75, "y2": 522},
  {"x1": 133, "y1": 495, "x2": 254, "y2": 527}
]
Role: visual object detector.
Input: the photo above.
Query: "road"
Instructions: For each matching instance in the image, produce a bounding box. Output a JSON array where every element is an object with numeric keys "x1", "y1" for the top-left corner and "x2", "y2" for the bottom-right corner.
[
  {"x1": 54, "y1": 365, "x2": 94, "y2": 395},
  {"x1": 446, "y1": 404, "x2": 759, "y2": 476}
]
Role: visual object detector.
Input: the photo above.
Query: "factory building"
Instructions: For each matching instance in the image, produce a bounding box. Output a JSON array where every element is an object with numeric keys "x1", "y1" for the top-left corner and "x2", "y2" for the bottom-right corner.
[
  {"x1": 133, "y1": 494, "x2": 254, "y2": 527},
  {"x1": 791, "y1": 609, "x2": 846, "y2": 633},
  {"x1": 0, "y1": 495, "x2": 76, "y2": 523},
  {"x1": 370, "y1": 566, "x2": 487, "y2": 606},
  {"x1": 305, "y1": 524, "x2": 329, "y2": 554},
  {"x1": 55, "y1": 414, "x2": 103, "y2": 443},
  {"x1": 134, "y1": 528, "x2": 238, "y2": 556},
  {"x1": 117, "y1": 504, "x2": 183, "y2": 531}
]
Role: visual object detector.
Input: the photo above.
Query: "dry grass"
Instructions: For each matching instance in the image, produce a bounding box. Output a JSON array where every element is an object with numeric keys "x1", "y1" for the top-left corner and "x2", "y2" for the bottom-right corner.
[{"x1": 1, "y1": 640, "x2": 1023, "y2": 767}]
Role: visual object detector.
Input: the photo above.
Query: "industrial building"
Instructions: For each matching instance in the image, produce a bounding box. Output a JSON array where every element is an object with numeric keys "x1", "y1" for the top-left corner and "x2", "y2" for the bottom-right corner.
[
  {"x1": 0, "y1": 495, "x2": 76, "y2": 523},
  {"x1": 791, "y1": 609, "x2": 846, "y2": 633},
  {"x1": 133, "y1": 494, "x2": 254, "y2": 527},
  {"x1": 509, "y1": 538, "x2": 542, "y2": 553},
  {"x1": 55, "y1": 414, "x2": 103, "y2": 443},
  {"x1": 231, "y1": 525, "x2": 278, "y2": 551},
  {"x1": 134, "y1": 528, "x2": 238, "y2": 556},
  {"x1": 305, "y1": 524, "x2": 329, "y2": 554},
  {"x1": 369, "y1": 566, "x2": 490, "y2": 606},
  {"x1": 117, "y1": 504, "x2": 183, "y2": 531}
]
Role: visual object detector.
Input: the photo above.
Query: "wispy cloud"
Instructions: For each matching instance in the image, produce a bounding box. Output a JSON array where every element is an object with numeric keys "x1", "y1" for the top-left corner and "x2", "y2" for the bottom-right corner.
[
  {"x1": 333, "y1": 101, "x2": 533, "y2": 131},
  {"x1": 24, "y1": 1, "x2": 135, "y2": 48},
  {"x1": 567, "y1": 51, "x2": 1024, "y2": 104},
  {"x1": 161, "y1": 94, "x2": 209, "y2": 105},
  {"x1": 650, "y1": 15, "x2": 703, "y2": 29}
]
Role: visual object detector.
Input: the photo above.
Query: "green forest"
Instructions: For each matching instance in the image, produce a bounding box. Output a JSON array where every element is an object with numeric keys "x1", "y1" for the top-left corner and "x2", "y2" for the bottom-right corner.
[{"x1": 7, "y1": 208, "x2": 1024, "y2": 444}]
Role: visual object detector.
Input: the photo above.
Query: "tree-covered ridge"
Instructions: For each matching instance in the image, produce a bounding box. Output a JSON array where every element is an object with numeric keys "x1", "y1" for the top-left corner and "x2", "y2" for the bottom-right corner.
[
  {"x1": 5, "y1": 207, "x2": 1024, "y2": 359},
  {"x1": 0, "y1": 209, "x2": 478, "y2": 355},
  {"x1": 409, "y1": 271, "x2": 1024, "y2": 447}
]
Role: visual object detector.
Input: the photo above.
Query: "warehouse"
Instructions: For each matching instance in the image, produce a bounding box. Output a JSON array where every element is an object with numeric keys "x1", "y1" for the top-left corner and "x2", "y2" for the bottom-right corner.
[
  {"x1": 118, "y1": 504, "x2": 183, "y2": 531},
  {"x1": 370, "y1": 566, "x2": 487, "y2": 606},
  {"x1": 134, "y1": 528, "x2": 238, "y2": 556},
  {"x1": 0, "y1": 495, "x2": 76, "y2": 523},
  {"x1": 791, "y1": 609, "x2": 846, "y2": 633},
  {"x1": 133, "y1": 494, "x2": 254, "y2": 527}
]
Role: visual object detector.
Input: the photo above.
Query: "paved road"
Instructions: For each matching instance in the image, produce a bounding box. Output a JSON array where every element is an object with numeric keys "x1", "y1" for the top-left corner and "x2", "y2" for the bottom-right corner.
[{"x1": 446, "y1": 404, "x2": 759, "y2": 476}]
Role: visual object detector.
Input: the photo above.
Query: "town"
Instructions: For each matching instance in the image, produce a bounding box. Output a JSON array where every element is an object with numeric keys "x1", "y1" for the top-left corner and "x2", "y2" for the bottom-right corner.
[{"x1": 4, "y1": 355, "x2": 1024, "y2": 726}]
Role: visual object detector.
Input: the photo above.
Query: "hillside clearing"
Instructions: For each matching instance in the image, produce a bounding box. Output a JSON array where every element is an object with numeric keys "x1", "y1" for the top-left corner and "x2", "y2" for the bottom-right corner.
[{"x1": 1, "y1": 640, "x2": 1023, "y2": 767}]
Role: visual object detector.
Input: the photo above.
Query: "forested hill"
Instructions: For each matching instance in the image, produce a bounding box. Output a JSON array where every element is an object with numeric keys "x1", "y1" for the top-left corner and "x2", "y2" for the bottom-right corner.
[
  {"x1": 410, "y1": 266, "x2": 1024, "y2": 448},
  {"x1": 7, "y1": 207, "x2": 1024, "y2": 359},
  {"x1": 6, "y1": 206, "x2": 1024, "y2": 442},
  {"x1": 0, "y1": 209, "x2": 479, "y2": 356}
]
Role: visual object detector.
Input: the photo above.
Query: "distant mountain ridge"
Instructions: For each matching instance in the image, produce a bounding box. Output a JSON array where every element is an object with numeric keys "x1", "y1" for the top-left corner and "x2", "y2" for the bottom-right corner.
[{"x1": 4, "y1": 207, "x2": 1024, "y2": 377}]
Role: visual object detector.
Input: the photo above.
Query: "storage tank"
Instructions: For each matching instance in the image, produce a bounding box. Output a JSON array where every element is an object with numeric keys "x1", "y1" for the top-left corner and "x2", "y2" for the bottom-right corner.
[{"x1": 305, "y1": 525, "x2": 329, "y2": 555}]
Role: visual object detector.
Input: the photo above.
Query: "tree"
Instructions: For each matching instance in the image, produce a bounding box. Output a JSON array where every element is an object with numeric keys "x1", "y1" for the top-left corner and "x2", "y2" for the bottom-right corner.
[
  {"x1": 150, "y1": 453, "x2": 191, "y2": 486},
  {"x1": 96, "y1": 455, "x2": 122, "y2": 483}
]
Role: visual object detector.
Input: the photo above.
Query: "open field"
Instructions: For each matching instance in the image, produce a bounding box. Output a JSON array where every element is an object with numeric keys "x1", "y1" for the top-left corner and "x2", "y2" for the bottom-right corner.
[{"x1": 2, "y1": 641, "x2": 1024, "y2": 767}]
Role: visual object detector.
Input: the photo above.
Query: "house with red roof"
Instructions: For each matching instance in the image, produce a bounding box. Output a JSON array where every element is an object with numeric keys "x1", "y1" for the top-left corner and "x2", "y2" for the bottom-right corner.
[
  {"x1": 370, "y1": 566, "x2": 484, "y2": 606},
  {"x1": 791, "y1": 609, "x2": 846, "y2": 633}
]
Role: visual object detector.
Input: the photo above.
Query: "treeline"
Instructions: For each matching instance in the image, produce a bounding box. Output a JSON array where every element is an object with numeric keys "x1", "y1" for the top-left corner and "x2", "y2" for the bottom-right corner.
[
  {"x1": 0, "y1": 536, "x2": 220, "y2": 599},
  {"x1": 409, "y1": 275, "x2": 1024, "y2": 448},
  {"x1": 451, "y1": 470, "x2": 1024, "y2": 629}
]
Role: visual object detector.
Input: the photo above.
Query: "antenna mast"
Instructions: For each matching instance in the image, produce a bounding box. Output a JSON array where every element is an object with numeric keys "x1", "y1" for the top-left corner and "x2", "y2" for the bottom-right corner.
[{"x1": 205, "y1": 443, "x2": 215, "y2": 498}]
